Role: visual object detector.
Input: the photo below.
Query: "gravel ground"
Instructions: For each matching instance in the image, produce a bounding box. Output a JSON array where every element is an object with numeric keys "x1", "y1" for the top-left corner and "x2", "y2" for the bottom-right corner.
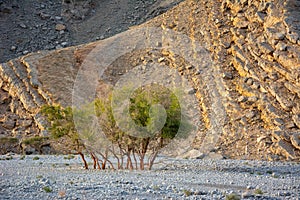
[{"x1": 0, "y1": 155, "x2": 299, "y2": 199}]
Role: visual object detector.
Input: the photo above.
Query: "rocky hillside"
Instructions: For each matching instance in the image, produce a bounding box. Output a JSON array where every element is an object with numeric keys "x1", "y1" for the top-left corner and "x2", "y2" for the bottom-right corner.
[{"x1": 0, "y1": 0, "x2": 300, "y2": 161}]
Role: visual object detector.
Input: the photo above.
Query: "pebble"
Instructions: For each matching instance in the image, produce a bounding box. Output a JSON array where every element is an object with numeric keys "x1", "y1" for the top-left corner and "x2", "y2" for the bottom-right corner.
[
  {"x1": 238, "y1": 96, "x2": 247, "y2": 103},
  {"x1": 39, "y1": 12, "x2": 51, "y2": 20},
  {"x1": 55, "y1": 24, "x2": 66, "y2": 31},
  {"x1": 222, "y1": 72, "x2": 233, "y2": 80},
  {"x1": 187, "y1": 88, "x2": 196, "y2": 94},
  {"x1": 286, "y1": 33, "x2": 299, "y2": 44},
  {"x1": 158, "y1": 57, "x2": 165, "y2": 63},
  {"x1": 242, "y1": 191, "x2": 253, "y2": 198},
  {"x1": 10, "y1": 46, "x2": 17, "y2": 51},
  {"x1": 276, "y1": 42, "x2": 287, "y2": 51},
  {"x1": 22, "y1": 50, "x2": 29, "y2": 55},
  {"x1": 56, "y1": 45, "x2": 63, "y2": 49},
  {"x1": 61, "y1": 42, "x2": 68, "y2": 47},
  {"x1": 55, "y1": 16, "x2": 62, "y2": 20},
  {"x1": 19, "y1": 23, "x2": 27, "y2": 29}
]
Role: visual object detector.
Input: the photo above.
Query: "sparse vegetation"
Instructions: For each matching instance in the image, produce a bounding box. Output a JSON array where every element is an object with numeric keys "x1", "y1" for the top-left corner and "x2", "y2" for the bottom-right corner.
[
  {"x1": 64, "y1": 154, "x2": 75, "y2": 160},
  {"x1": 254, "y1": 189, "x2": 264, "y2": 195},
  {"x1": 152, "y1": 185, "x2": 160, "y2": 191},
  {"x1": 266, "y1": 170, "x2": 273, "y2": 174},
  {"x1": 32, "y1": 156, "x2": 40, "y2": 160},
  {"x1": 0, "y1": 137, "x2": 18, "y2": 143},
  {"x1": 42, "y1": 186, "x2": 52, "y2": 193},
  {"x1": 225, "y1": 193, "x2": 241, "y2": 200},
  {"x1": 22, "y1": 136, "x2": 48, "y2": 145},
  {"x1": 20, "y1": 136, "x2": 49, "y2": 154},
  {"x1": 183, "y1": 189, "x2": 193, "y2": 196},
  {"x1": 41, "y1": 104, "x2": 89, "y2": 169},
  {"x1": 0, "y1": 156, "x2": 13, "y2": 160},
  {"x1": 41, "y1": 84, "x2": 192, "y2": 170},
  {"x1": 36, "y1": 175, "x2": 43, "y2": 179}
]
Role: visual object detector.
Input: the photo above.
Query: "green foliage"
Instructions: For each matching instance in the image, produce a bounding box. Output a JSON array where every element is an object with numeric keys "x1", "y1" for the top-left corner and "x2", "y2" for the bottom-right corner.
[
  {"x1": 64, "y1": 154, "x2": 75, "y2": 160},
  {"x1": 41, "y1": 105, "x2": 82, "y2": 150},
  {"x1": 94, "y1": 96, "x2": 124, "y2": 143},
  {"x1": 152, "y1": 185, "x2": 160, "y2": 191},
  {"x1": 41, "y1": 105, "x2": 76, "y2": 139},
  {"x1": 42, "y1": 186, "x2": 52, "y2": 193},
  {"x1": 129, "y1": 84, "x2": 181, "y2": 139},
  {"x1": 40, "y1": 83, "x2": 193, "y2": 170},
  {"x1": 254, "y1": 189, "x2": 263, "y2": 195},
  {"x1": 32, "y1": 156, "x2": 40, "y2": 160},
  {"x1": 36, "y1": 175, "x2": 43, "y2": 179},
  {"x1": 225, "y1": 193, "x2": 241, "y2": 200},
  {"x1": 183, "y1": 189, "x2": 192, "y2": 196},
  {"x1": 0, "y1": 137, "x2": 18, "y2": 144},
  {"x1": 23, "y1": 136, "x2": 48, "y2": 145}
]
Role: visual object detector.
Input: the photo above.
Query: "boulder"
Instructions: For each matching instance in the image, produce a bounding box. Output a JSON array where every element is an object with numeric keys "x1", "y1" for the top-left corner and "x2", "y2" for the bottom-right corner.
[{"x1": 290, "y1": 133, "x2": 300, "y2": 150}]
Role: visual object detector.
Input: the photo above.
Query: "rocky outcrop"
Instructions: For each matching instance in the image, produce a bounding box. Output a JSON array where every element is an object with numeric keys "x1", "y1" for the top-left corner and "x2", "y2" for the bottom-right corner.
[
  {"x1": 136, "y1": 0, "x2": 300, "y2": 161},
  {"x1": 0, "y1": 0, "x2": 300, "y2": 160}
]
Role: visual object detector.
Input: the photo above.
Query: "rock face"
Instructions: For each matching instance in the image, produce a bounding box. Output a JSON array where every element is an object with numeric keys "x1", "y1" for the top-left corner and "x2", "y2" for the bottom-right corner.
[{"x1": 0, "y1": 0, "x2": 300, "y2": 161}]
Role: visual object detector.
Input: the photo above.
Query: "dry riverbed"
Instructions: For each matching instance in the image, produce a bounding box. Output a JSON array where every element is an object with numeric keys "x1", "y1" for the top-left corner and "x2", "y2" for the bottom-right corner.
[{"x1": 0, "y1": 154, "x2": 299, "y2": 199}]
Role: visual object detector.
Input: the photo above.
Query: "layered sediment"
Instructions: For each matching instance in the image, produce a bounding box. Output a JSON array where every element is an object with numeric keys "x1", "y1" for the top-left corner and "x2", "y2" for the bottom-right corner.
[{"x1": 0, "y1": 0, "x2": 299, "y2": 161}]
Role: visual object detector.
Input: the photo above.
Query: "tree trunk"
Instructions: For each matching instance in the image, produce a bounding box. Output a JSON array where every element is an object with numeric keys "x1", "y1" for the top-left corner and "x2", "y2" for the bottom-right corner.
[
  {"x1": 148, "y1": 151, "x2": 159, "y2": 170},
  {"x1": 78, "y1": 152, "x2": 88, "y2": 169},
  {"x1": 90, "y1": 152, "x2": 101, "y2": 169},
  {"x1": 140, "y1": 154, "x2": 145, "y2": 170},
  {"x1": 109, "y1": 148, "x2": 121, "y2": 169},
  {"x1": 90, "y1": 152, "x2": 97, "y2": 169},
  {"x1": 132, "y1": 150, "x2": 138, "y2": 170},
  {"x1": 126, "y1": 152, "x2": 134, "y2": 170},
  {"x1": 139, "y1": 138, "x2": 150, "y2": 170}
]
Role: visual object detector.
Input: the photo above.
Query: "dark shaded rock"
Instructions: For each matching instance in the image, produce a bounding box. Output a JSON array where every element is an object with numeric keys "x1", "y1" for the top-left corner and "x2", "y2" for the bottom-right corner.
[{"x1": 291, "y1": 133, "x2": 300, "y2": 150}]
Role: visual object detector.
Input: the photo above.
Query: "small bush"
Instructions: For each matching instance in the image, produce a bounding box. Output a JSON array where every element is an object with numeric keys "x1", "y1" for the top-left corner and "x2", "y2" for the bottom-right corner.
[
  {"x1": 225, "y1": 193, "x2": 241, "y2": 200},
  {"x1": 42, "y1": 186, "x2": 52, "y2": 193},
  {"x1": 254, "y1": 189, "x2": 263, "y2": 195},
  {"x1": 0, "y1": 137, "x2": 18, "y2": 144},
  {"x1": 64, "y1": 154, "x2": 75, "y2": 160},
  {"x1": 23, "y1": 136, "x2": 48, "y2": 145},
  {"x1": 183, "y1": 189, "x2": 192, "y2": 196},
  {"x1": 152, "y1": 185, "x2": 160, "y2": 191},
  {"x1": 32, "y1": 156, "x2": 40, "y2": 160},
  {"x1": 36, "y1": 175, "x2": 43, "y2": 179}
]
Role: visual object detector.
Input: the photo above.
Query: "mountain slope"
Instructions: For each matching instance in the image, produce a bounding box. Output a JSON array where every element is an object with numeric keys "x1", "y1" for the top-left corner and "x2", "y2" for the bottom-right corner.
[{"x1": 0, "y1": 0, "x2": 300, "y2": 161}]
